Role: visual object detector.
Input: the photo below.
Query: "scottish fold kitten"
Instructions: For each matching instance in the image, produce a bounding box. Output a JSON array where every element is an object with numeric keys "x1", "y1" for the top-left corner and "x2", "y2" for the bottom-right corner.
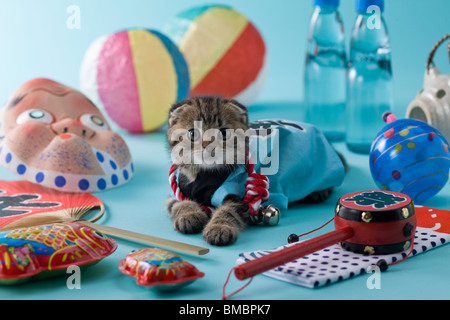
[
  {"x1": 166, "y1": 96, "x2": 249, "y2": 246},
  {"x1": 166, "y1": 96, "x2": 339, "y2": 246}
]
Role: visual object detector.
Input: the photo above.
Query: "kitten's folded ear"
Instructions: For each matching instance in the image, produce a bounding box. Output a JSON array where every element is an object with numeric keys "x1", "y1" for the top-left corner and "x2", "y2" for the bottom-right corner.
[
  {"x1": 168, "y1": 101, "x2": 190, "y2": 127},
  {"x1": 228, "y1": 99, "x2": 249, "y2": 125}
]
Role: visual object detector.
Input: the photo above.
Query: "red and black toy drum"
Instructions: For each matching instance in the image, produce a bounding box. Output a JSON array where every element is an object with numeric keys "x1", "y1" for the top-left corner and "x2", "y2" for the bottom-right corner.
[{"x1": 335, "y1": 190, "x2": 416, "y2": 255}]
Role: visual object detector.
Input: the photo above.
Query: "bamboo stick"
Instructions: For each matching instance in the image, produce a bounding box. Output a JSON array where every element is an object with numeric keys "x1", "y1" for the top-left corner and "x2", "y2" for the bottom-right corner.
[{"x1": 79, "y1": 220, "x2": 209, "y2": 256}]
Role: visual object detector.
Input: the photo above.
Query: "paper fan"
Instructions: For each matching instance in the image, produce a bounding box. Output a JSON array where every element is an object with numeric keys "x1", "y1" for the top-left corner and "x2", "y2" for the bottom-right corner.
[
  {"x1": 0, "y1": 180, "x2": 103, "y2": 231},
  {"x1": 0, "y1": 180, "x2": 208, "y2": 255}
]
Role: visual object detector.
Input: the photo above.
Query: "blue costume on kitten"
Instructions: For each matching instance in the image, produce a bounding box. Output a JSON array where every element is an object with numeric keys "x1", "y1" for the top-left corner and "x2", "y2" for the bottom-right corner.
[{"x1": 211, "y1": 119, "x2": 346, "y2": 210}]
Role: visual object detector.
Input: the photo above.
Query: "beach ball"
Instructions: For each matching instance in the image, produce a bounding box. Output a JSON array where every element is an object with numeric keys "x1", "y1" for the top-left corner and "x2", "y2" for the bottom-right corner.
[
  {"x1": 80, "y1": 29, "x2": 190, "y2": 133},
  {"x1": 370, "y1": 113, "x2": 450, "y2": 203},
  {"x1": 164, "y1": 4, "x2": 268, "y2": 106}
]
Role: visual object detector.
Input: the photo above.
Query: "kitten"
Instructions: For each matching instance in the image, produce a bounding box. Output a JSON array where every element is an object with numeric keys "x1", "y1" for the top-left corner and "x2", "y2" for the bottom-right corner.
[
  {"x1": 166, "y1": 96, "x2": 338, "y2": 246},
  {"x1": 166, "y1": 96, "x2": 249, "y2": 246}
]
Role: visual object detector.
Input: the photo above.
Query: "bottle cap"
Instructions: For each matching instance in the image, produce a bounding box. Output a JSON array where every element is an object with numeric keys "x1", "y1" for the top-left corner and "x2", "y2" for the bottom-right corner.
[
  {"x1": 313, "y1": 0, "x2": 339, "y2": 8},
  {"x1": 356, "y1": 0, "x2": 384, "y2": 12}
]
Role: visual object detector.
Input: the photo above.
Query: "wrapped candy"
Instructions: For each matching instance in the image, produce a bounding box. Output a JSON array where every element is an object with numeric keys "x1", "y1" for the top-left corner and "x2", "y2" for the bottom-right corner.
[{"x1": 118, "y1": 248, "x2": 204, "y2": 290}]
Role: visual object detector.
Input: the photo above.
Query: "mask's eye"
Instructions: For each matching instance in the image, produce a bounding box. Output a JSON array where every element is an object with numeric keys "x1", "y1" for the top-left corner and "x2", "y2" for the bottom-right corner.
[
  {"x1": 189, "y1": 129, "x2": 201, "y2": 142},
  {"x1": 220, "y1": 128, "x2": 232, "y2": 140},
  {"x1": 16, "y1": 109, "x2": 54, "y2": 125},
  {"x1": 80, "y1": 114, "x2": 108, "y2": 131}
]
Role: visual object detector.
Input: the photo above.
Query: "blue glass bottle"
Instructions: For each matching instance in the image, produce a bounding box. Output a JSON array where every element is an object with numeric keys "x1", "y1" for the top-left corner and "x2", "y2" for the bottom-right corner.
[
  {"x1": 346, "y1": 0, "x2": 393, "y2": 153},
  {"x1": 304, "y1": 0, "x2": 347, "y2": 141}
]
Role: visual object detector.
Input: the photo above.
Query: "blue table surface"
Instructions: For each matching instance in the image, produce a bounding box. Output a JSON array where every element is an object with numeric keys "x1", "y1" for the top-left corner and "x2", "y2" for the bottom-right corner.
[{"x1": 1, "y1": 101, "x2": 450, "y2": 301}]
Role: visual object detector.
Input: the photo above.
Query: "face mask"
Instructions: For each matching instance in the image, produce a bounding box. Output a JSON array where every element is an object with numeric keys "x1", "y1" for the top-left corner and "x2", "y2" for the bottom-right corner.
[{"x1": 0, "y1": 78, "x2": 134, "y2": 192}]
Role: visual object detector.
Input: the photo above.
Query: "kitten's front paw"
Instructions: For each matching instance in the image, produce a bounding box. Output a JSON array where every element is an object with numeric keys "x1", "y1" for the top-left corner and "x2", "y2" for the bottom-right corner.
[
  {"x1": 203, "y1": 224, "x2": 238, "y2": 246},
  {"x1": 171, "y1": 200, "x2": 209, "y2": 234}
]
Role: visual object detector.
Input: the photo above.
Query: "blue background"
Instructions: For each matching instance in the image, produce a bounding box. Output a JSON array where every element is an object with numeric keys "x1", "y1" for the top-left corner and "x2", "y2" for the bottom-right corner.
[
  {"x1": 1, "y1": 0, "x2": 450, "y2": 301},
  {"x1": 1, "y1": 0, "x2": 450, "y2": 110}
]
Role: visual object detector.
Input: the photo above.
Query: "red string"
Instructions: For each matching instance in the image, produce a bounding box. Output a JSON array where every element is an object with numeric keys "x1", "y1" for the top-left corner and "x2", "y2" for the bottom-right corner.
[
  {"x1": 222, "y1": 267, "x2": 253, "y2": 300},
  {"x1": 295, "y1": 216, "x2": 335, "y2": 240}
]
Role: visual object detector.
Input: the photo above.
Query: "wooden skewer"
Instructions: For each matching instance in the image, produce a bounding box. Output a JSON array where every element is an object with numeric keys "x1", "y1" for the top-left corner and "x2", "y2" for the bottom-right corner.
[{"x1": 79, "y1": 220, "x2": 210, "y2": 256}]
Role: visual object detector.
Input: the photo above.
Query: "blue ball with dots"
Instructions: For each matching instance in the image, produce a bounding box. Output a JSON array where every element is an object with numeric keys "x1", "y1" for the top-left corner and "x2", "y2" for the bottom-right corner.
[{"x1": 370, "y1": 112, "x2": 450, "y2": 203}]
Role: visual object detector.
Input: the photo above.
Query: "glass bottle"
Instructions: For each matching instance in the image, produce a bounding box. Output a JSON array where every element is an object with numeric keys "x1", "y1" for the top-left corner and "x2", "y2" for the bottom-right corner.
[
  {"x1": 304, "y1": 0, "x2": 347, "y2": 141},
  {"x1": 346, "y1": 0, "x2": 393, "y2": 153}
]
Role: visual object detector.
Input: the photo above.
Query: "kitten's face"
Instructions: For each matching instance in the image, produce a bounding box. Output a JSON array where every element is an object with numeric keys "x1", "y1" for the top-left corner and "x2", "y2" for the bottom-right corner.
[{"x1": 167, "y1": 96, "x2": 249, "y2": 171}]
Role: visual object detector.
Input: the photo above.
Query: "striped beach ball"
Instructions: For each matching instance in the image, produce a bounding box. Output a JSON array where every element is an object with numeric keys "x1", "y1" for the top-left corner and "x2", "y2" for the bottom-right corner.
[
  {"x1": 80, "y1": 29, "x2": 190, "y2": 133},
  {"x1": 164, "y1": 5, "x2": 268, "y2": 106},
  {"x1": 370, "y1": 118, "x2": 450, "y2": 203}
]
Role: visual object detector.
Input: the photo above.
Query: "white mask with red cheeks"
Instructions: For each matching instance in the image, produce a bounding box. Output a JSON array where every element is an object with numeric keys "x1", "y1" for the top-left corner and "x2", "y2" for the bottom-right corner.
[{"x1": 0, "y1": 78, "x2": 134, "y2": 192}]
